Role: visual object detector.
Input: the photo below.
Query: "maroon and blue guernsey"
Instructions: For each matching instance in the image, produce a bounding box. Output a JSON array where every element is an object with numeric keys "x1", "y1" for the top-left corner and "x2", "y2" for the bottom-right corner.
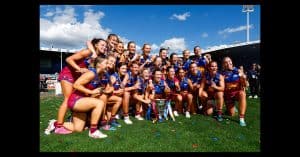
[
  {"x1": 221, "y1": 67, "x2": 243, "y2": 105},
  {"x1": 58, "y1": 54, "x2": 92, "y2": 83},
  {"x1": 111, "y1": 72, "x2": 125, "y2": 90},
  {"x1": 67, "y1": 68, "x2": 102, "y2": 110},
  {"x1": 205, "y1": 72, "x2": 221, "y2": 87},
  {"x1": 187, "y1": 70, "x2": 202, "y2": 84},
  {"x1": 137, "y1": 78, "x2": 148, "y2": 95},
  {"x1": 165, "y1": 77, "x2": 179, "y2": 91},
  {"x1": 139, "y1": 55, "x2": 152, "y2": 68},
  {"x1": 221, "y1": 67, "x2": 241, "y2": 92},
  {"x1": 153, "y1": 80, "x2": 165, "y2": 95},
  {"x1": 126, "y1": 71, "x2": 139, "y2": 87},
  {"x1": 204, "y1": 71, "x2": 221, "y2": 98},
  {"x1": 179, "y1": 77, "x2": 189, "y2": 91}
]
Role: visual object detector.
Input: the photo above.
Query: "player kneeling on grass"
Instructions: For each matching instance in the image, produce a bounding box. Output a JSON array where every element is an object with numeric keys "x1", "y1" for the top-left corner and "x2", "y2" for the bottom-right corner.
[
  {"x1": 44, "y1": 39, "x2": 107, "y2": 135},
  {"x1": 199, "y1": 61, "x2": 225, "y2": 121},
  {"x1": 221, "y1": 57, "x2": 247, "y2": 126},
  {"x1": 45, "y1": 57, "x2": 109, "y2": 138}
]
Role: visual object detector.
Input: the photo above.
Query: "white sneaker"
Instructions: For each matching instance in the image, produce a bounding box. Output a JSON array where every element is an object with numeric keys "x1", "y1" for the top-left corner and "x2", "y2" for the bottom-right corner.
[
  {"x1": 173, "y1": 111, "x2": 179, "y2": 117},
  {"x1": 185, "y1": 111, "x2": 191, "y2": 118},
  {"x1": 89, "y1": 130, "x2": 107, "y2": 139},
  {"x1": 239, "y1": 119, "x2": 247, "y2": 127},
  {"x1": 44, "y1": 119, "x2": 56, "y2": 135},
  {"x1": 248, "y1": 95, "x2": 253, "y2": 99},
  {"x1": 115, "y1": 114, "x2": 120, "y2": 120},
  {"x1": 254, "y1": 95, "x2": 258, "y2": 99},
  {"x1": 135, "y1": 115, "x2": 144, "y2": 120},
  {"x1": 124, "y1": 117, "x2": 133, "y2": 124}
]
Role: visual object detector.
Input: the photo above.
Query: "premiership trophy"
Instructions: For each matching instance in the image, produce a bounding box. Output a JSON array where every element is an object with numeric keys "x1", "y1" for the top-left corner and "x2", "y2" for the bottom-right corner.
[{"x1": 155, "y1": 99, "x2": 166, "y2": 122}]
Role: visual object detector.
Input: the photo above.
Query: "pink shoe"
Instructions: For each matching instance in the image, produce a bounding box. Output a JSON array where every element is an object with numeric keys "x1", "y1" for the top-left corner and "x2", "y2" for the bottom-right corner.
[
  {"x1": 100, "y1": 124, "x2": 116, "y2": 131},
  {"x1": 54, "y1": 127, "x2": 72, "y2": 134}
]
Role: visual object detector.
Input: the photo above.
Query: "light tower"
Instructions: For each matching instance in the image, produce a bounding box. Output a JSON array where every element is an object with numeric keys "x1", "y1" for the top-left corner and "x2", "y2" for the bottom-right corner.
[{"x1": 242, "y1": 5, "x2": 254, "y2": 43}]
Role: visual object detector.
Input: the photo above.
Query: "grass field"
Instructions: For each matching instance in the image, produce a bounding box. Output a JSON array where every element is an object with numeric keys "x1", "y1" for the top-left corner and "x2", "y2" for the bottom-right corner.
[{"x1": 39, "y1": 92, "x2": 260, "y2": 152}]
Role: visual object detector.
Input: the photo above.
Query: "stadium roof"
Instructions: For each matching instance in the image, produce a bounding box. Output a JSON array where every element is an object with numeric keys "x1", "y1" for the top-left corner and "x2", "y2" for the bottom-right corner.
[
  {"x1": 40, "y1": 47, "x2": 78, "y2": 53},
  {"x1": 202, "y1": 40, "x2": 260, "y2": 54}
]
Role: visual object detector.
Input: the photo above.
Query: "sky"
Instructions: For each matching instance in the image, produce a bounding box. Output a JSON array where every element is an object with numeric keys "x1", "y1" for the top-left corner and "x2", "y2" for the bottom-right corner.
[{"x1": 40, "y1": 5, "x2": 260, "y2": 55}]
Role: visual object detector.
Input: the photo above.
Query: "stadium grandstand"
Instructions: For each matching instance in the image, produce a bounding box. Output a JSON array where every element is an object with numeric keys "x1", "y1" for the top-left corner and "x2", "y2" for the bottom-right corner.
[
  {"x1": 40, "y1": 47, "x2": 77, "y2": 92},
  {"x1": 40, "y1": 47, "x2": 78, "y2": 74},
  {"x1": 203, "y1": 40, "x2": 260, "y2": 69}
]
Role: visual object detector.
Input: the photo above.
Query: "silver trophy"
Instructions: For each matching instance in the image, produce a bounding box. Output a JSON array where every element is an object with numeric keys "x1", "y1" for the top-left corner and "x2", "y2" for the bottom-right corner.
[{"x1": 155, "y1": 99, "x2": 166, "y2": 121}]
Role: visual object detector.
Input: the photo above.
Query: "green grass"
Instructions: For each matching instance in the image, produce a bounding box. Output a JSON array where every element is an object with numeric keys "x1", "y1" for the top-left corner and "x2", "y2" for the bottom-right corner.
[{"x1": 40, "y1": 94, "x2": 260, "y2": 152}]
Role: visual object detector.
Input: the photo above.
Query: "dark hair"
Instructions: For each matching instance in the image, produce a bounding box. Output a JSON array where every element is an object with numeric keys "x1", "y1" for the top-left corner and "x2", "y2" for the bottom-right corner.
[
  {"x1": 222, "y1": 56, "x2": 231, "y2": 63},
  {"x1": 159, "y1": 48, "x2": 167, "y2": 54},
  {"x1": 166, "y1": 66, "x2": 175, "y2": 72},
  {"x1": 127, "y1": 41, "x2": 136, "y2": 48},
  {"x1": 194, "y1": 46, "x2": 201, "y2": 51},
  {"x1": 118, "y1": 41, "x2": 124, "y2": 45},
  {"x1": 177, "y1": 67, "x2": 185, "y2": 74},
  {"x1": 205, "y1": 53, "x2": 211, "y2": 57},
  {"x1": 189, "y1": 61, "x2": 197, "y2": 68},
  {"x1": 182, "y1": 49, "x2": 189, "y2": 55},
  {"x1": 208, "y1": 60, "x2": 218, "y2": 67},
  {"x1": 153, "y1": 68, "x2": 162, "y2": 75},
  {"x1": 170, "y1": 53, "x2": 177, "y2": 60},
  {"x1": 142, "y1": 43, "x2": 151, "y2": 50},
  {"x1": 117, "y1": 62, "x2": 127, "y2": 69},
  {"x1": 91, "y1": 38, "x2": 106, "y2": 47},
  {"x1": 107, "y1": 34, "x2": 119, "y2": 41}
]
